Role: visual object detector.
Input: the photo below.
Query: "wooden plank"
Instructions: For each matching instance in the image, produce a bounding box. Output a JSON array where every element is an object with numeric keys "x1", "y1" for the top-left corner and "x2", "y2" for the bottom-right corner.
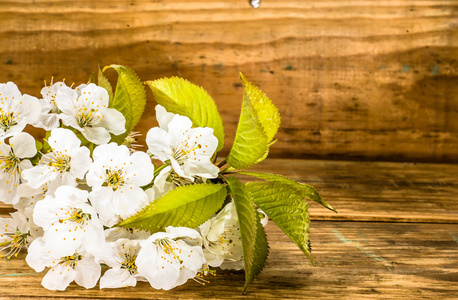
[
  {"x1": 0, "y1": 1, "x2": 457, "y2": 162},
  {"x1": 3, "y1": 159, "x2": 457, "y2": 223},
  {"x1": 244, "y1": 159, "x2": 458, "y2": 223},
  {"x1": 1, "y1": 221, "x2": 457, "y2": 299}
]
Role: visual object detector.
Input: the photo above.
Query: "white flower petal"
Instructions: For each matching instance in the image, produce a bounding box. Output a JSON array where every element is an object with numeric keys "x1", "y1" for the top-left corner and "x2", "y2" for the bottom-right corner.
[
  {"x1": 16, "y1": 94, "x2": 41, "y2": 125},
  {"x1": 80, "y1": 83, "x2": 109, "y2": 108},
  {"x1": 146, "y1": 127, "x2": 172, "y2": 162},
  {"x1": 69, "y1": 147, "x2": 92, "y2": 179},
  {"x1": 113, "y1": 186, "x2": 149, "y2": 219},
  {"x1": 0, "y1": 171, "x2": 20, "y2": 204},
  {"x1": 10, "y1": 132, "x2": 36, "y2": 158},
  {"x1": 99, "y1": 108, "x2": 126, "y2": 135},
  {"x1": 0, "y1": 82, "x2": 21, "y2": 99},
  {"x1": 35, "y1": 113, "x2": 60, "y2": 131},
  {"x1": 167, "y1": 115, "x2": 193, "y2": 148},
  {"x1": 74, "y1": 255, "x2": 101, "y2": 289},
  {"x1": 81, "y1": 223, "x2": 105, "y2": 257},
  {"x1": 47, "y1": 128, "x2": 81, "y2": 151},
  {"x1": 81, "y1": 126, "x2": 111, "y2": 145},
  {"x1": 93, "y1": 143, "x2": 130, "y2": 163},
  {"x1": 59, "y1": 114, "x2": 81, "y2": 130},
  {"x1": 21, "y1": 165, "x2": 56, "y2": 189},
  {"x1": 25, "y1": 237, "x2": 53, "y2": 272},
  {"x1": 170, "y1": 157, "x2": 188, "y2": 179},
  {"x1": 55, "y1": 85, "x2": 79, "y2": 116},
  {"x1": 183, "y1": 159, "x2": 220, "y2": 179},
  {"x1": 123, "y1": 151, "x2": 154, "y2": 186},
  {"x1": 100, "y1": 268, "x2": 137, "y2": 289},
  {"x1": 89, "y1": 188, "x2": 118, "y2": 227},
  {"x1": 42, "y1": 264, "x2": 76, "y2": 291},
  {"x1": 155, "y1": 105, "x2": 175, "y2": 130},
  {"x1": 18, "y1": 159, "x2": 33, "y2": 173}
]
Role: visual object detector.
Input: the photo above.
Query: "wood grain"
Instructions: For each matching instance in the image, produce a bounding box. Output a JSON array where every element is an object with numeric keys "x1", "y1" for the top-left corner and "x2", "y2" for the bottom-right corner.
[
  {"x1": 1, "y1": 221, "x2": 457, "y2": 299},
  {"x1": 0, "y1": 0, "x2": 457, "y2": 162},
  {"x1": 245, "y1": 158, "x2": 458, "y2": 223},
  {"x1": 2, "y1": 159, "x2": 457, "y2": 223}
]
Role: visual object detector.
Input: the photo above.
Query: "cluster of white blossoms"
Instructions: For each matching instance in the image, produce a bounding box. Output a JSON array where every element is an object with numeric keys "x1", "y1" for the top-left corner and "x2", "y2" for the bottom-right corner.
[{"x1": 0, "y1": 80, "x2": 268, "y2": 291}]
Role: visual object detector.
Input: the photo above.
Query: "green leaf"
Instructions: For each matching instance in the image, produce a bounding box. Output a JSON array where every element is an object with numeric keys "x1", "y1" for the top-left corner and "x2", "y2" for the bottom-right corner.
[
  {"x1": 245, "y1": 180, "x2": 315, "y2": 265},
  {"x1": 227, "y1": 96, "x2": 268, "y2": 169},
  {"x1": 146, "y1": 77, "x2": 225, "y2": 152},
  {"x1": 227, "y1": 176, "x2": 269, "y2": 293},
  {"x1": 239, "y1": 73, "x2": 280, "y2": 142},
  {"x1": 118, "y1": 183, "x2": 226, "y2": 233},
  {"x1": 97, "y1": 65, "x2": 113, "y2": 104},
  {"x1": 227, "y1": 73, "x2": 280, "y2": 169},
  {"x1": 105, "y1": 64, "x2": 147, "y2": 144},
  {"x1": 240, "y1": 171, "x2": 336, "y2": 213}
]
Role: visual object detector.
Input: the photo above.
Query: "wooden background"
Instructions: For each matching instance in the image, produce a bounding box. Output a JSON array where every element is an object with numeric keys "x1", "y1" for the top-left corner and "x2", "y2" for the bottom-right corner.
[
  {"x1": 1, "y1": 2, "x2": 458, "y2": 298},
  {"x1": 0, "y1": 0, "x2": 457, "y2": 162}
]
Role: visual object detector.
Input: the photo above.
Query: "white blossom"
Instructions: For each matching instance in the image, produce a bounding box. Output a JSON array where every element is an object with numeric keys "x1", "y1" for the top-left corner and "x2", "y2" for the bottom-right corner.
[
  {"x1": 136, "y1": 226, "x2": 206, "y2": 290},
  {"x1": 55, "y1": 83, "x2": 126, "y2": 144},
  {"x1": 21, "y1": 128, "x2": 92, "y2": 193},
  {"x1": 35, "y1": 80, "x2": 68, "y2": 130},
  {"x1": 26, "y1": 238, "x2": 101, "y2": 291},
  {"x1": 146, "y1": 105, "x2": 219, "y2": 182},
  {"x1": 98, "y1": 238, "x2": 145, "y2": 289},
  {"x1": 32, "y1": 185, "x2": 104, "y2": 257},
  {"x1": 0, "y1": 132, "x2": 37, "y2": 205},
  {"x1": 13, "y1": 182, "x2": 48, "y2": 210},
  {"x1": 0, "y1": 210, "x2": 41, "y2": 259},
  {"x1": 199, "y1": 202, "x2": 243, "y2": 269},
  {"x1": 86, "y1": 143, "x2": 154, "y2": 226},
  {"x1": 0, "y1": 82, "x2": 41, "y2": 138}
]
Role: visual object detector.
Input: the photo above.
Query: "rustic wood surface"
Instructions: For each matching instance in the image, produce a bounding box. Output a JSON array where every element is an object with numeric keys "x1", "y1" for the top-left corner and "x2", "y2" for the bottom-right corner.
[
  {"x1": 1, "y1": 0, "x2": 457, "y2": 162},
  {"x1": 2, "y1": 159, "x2": 458, "y2": 223},
  {"x1": 1, "y1": 221, "x2": 457, "y2": 299},
  {"x1": 1, "y1": 158, "x2": 457, "y2": 299}
]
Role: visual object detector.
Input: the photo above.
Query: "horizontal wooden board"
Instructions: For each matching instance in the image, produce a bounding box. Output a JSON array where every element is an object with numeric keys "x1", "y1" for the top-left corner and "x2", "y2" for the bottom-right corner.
[
  {"x1": 0, "y1": 0, "x2": 457, "y2": 162},
  {"x1": 2, "y1": 159, "x2": 457, "y2": 223},
  {"x1": 244, "y1": 159, "x2": 458, "y2": 223},
  {"x1": 1, "y1": 221, "x2": 457, "y2": 299}
]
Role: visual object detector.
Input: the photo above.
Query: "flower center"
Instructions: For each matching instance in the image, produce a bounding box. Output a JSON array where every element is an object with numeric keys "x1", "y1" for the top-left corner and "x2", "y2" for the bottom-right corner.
[
  {"x1": 121, "y1": 253, "x2": 138, "y2": 275},
  {"x1": 104, "y1": 169, "x2": 125, "y2": 190},
  {"x1": 0, "y1": 111, "x2": 18, "y2": 130},
  {"x1": 156, "y1": 238, "x2": 183, "y2": 264},
  {"x1": 49, "y1": 153, "x2": 71, "y2": 172},
  {"x1": 173, "y1": 144, "x2": 201, "y2": 162},
  {"x1": 77, "y1": 109, "x2": 96, "y2": 127},
  {"x1": 59, "y1": 209, "x2": 91, "y2": 225},
  {"x1": 60, "y1": 253, "x2": 82, "y2": 268},
  {"x1": 76, "y1": 108, "x2": 103, "y2": 128},
  {"x1": 2, "y1": 153, "x2": 20, "y2": 173},
  {"x1": 0, "y1": 229, "x2": 30, "y2": 259}
]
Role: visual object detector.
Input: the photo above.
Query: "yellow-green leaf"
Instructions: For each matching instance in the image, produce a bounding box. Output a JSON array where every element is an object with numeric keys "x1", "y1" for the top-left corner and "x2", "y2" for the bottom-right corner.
[
  {"x1": 239, "y1": 73, "x2": 280, "y2": 142},
  {"x1": 105, "y1": 65, "x2": 146, "y2": 144},
  {"x1": 117, "y1": 183, "x2": 226, "y2": 233},
  {"x1": 227, "y1": 176, "x2": 269, "y2": 293},
  {"x1": 227, "y1": 73, "x2": 280, "y2": 169},
  {"x1": 245, "y1": 180, "x2": 314, "y2": 265},
  {"x1": 240, "y1": 171, "x2": 336, "y2": 213}
]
